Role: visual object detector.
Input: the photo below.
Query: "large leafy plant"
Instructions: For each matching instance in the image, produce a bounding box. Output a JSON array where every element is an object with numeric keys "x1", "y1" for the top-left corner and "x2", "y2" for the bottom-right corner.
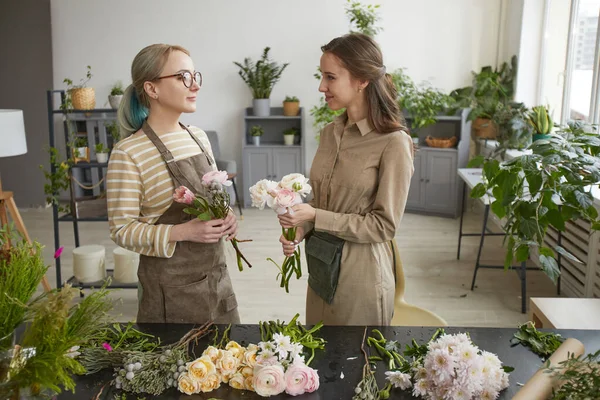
[
  {"x1": 469, "y1": 121, "x2": 600, "y2": 283},
  {"x1": 233, "y1": 47, "x2": 289, "y2": 99}
]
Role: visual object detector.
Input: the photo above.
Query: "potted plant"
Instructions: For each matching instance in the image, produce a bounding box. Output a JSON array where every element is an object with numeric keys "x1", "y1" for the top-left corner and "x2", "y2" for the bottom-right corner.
[
  {"x1": 283, "y1": 96, "x2": 300, "y2": 116},
  {"x1": 72, "y1": 137, "x2": 88, "y2": 161},
  {"x1": 234, "y1": 47, "x2": 289, "y2": 117},
  {"x1": 491, "y1": 102, "x2": 533, "y2": 153},
  {"x1": 250, "y1": 125, "x2": 264, "y2": 146},
  {"x1": 106, "y1": 120, "x2": 120, "y2": 146},
  {"x1": 108, "y1": 81, "x2": 124, "y2": 109},
  {"x1": 63, "y1": 65, "x2": 94, "y2": 110},
  {"x1": 95, "y1": 143, "x2": 109, "y2": 163},
  {"x1": 39, "y1": 147, "x2": 72, "y2": 214},
  {"x1": 468, "y1": 120, "x2": 600, "y2": 283},
  {"x1": 283, "y1": 127, "x2": 297, "y2": 146},
  {"x1": 526, "y1": 105, "x2": 554, "y2": 142}
]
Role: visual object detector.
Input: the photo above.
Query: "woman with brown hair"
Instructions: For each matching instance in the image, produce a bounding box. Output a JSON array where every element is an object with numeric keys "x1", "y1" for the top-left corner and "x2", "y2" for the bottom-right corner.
[
  {"x1": 106, "y1": 44, "x2": 240, "y2": 324},
  {"x1": 278, "y1": 33, "x2": 414, "y2": 326}
]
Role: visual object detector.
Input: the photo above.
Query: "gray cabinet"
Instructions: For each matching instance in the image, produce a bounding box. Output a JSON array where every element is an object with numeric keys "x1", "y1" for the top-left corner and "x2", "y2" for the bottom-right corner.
[
  {"x1": 406, "y1": 148, "x2": 459, "y2": 218},
  {"x1": 242, "y1": 107, "x2": 305, "y2": 207}
]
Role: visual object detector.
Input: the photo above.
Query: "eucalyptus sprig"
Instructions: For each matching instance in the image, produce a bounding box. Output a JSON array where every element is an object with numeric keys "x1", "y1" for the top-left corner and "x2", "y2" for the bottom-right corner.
[
  {"x1": 510, "y1": 321, "x2": 565, "y2": 360},
  {"x1": 259, "y1": 313, "x2": 326, "y2": 366},
  {"x1": 353, "y1": 327, "x2": 380, "y2": 400},
  {"x1": 546, "y1": 349, "x2": 600, "y2": 399}
]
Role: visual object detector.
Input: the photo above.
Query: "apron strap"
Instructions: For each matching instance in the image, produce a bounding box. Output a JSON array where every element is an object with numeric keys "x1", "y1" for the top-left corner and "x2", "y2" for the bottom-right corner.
[
  {"x1": 179, "y1": 122, "x2": 214, "y2": 166},
  {"x1": 141, "y1": 121, "x2": 198, "y2": 189}
]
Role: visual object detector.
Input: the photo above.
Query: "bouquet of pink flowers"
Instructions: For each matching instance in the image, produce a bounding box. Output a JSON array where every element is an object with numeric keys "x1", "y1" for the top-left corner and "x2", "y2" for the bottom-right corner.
[
  {"x1": 248, "y1": 173, "x2": 312, "y2": 292},
  {"x1": 173, "y1": 170, "x2": 252, "y2": 271}
]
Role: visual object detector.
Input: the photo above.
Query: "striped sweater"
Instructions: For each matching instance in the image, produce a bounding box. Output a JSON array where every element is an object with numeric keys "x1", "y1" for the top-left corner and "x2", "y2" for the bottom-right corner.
[{"x1": 106, "y1": 126, "x2": 214, "y2": 258}]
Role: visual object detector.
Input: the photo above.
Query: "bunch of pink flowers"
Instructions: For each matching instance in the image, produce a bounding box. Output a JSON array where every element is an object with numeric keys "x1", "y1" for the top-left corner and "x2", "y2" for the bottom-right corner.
[{"x1": 248, "y1": 173, "x2": 312, "y2": 293}]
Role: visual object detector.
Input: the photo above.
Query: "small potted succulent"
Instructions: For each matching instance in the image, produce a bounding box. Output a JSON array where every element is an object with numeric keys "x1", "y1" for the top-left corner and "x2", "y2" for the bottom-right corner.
[
  {"x1": 283, "y1": 96, "x2": 300, "y2": 116},
  {"x1": 72, "y1": 137, "x2": 89, "y2": 162},
  {"x1": 526, "y1": 105, "x2": 553, "y2": 142},
  {"x1": 108, "y1": 81, "x2": 124, "y2": 109},
  {"x1": 95, "y1": 143, "x2": 109, "y2": 163},
  {"x1": 250, "y1": 125, "x2": 264, "y2": 146},
  {"x1": 283, "y1": 127, "x2": 297, "y2": 146}
]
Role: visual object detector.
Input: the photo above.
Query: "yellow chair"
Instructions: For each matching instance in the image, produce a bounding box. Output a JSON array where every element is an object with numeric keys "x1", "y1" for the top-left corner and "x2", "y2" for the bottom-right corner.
[{"x1": 390, "y1": 239, "x2": 448, "y2": 327}]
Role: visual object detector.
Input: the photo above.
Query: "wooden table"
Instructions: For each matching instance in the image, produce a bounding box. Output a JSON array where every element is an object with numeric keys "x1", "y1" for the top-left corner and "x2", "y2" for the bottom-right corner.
[
  {"x1": 57, "y1": 324, "x2": 600, "y2": 399},
  {"x1": 531, "y1": 297, "x2": 600, "y2": 329}
]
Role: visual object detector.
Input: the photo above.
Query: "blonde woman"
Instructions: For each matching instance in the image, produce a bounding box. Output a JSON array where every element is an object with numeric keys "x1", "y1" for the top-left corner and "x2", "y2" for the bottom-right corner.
[
  {"x1": 278, "y1": 33, "x2": 414, "y2": 326},
  {"x1": 107, "y1": 44, "x2": 240, "y2": 324}
]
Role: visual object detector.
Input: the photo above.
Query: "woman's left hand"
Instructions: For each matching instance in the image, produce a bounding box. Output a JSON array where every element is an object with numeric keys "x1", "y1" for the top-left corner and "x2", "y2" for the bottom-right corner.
[
  {"x1": 277, "y1": 204, "x2": 316, "y2": 228},
  {"x1": 222, "y1": 209, "x2": 239, "y2": 241}
]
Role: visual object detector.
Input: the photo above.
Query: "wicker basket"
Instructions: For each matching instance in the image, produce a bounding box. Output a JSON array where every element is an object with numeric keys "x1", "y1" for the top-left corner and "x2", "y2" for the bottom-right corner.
[
  {"x1": 425, "y1": 135, "x2": 457, "y2": 148},
  {"x1": 70, "y1": 87, "x2": 96, "y2": 110},
  {"x1": 472, "y1": 117, "x2": 497, "y2": 139}
]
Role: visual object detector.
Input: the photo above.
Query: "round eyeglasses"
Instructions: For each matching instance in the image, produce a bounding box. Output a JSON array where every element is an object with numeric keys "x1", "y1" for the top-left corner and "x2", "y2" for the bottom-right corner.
[{"x1": 155, "y1": 71, "x2": 202, "y2": 88}]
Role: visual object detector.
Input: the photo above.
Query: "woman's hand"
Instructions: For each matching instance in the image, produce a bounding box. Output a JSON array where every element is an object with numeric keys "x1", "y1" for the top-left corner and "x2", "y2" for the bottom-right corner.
[
  {"x1": 221, "y1": 209, "x2": 238, "y2": 241},
  {"x1": 170, "y1": 218, "x2": 225, "y2": 244},
  {"x1": 277, "y1": 204, "x2": 316, "y2": 228},
  {"x1": 280, "y1": 226, "x2": 306, "y2": 257}
]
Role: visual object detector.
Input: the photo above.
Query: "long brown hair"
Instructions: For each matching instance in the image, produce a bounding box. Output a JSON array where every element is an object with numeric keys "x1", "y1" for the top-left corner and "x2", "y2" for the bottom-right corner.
[{"x1": 321, "y1": 33, "x2": 406, "y2": 134}]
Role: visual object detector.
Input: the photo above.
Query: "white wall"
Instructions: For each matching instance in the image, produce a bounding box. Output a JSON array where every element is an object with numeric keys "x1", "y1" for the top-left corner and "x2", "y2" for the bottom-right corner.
[
  {"x1": 514, "y1": 0, "x2": 545, "y2": 105},
  {"x1": 497, "y1": 0, "x2": 524, "y2": 66},
  {"x1": 51, "y1": 0, "x2": 503, "y2": 200}
]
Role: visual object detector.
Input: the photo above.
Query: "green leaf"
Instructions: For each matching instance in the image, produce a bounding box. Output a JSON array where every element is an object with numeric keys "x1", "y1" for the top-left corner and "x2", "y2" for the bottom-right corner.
[
  {"x1": 196, "y1": 212, "x2": 212, "y2": 221},
  {"x1": 574, "y1": 191, "x2": 593, "y2": 209},
  {"x1": 183, "y1": 207, "x2": 200, "y2": 216},
  {"x1": 470, "y1": 183, "x2": 487, "y2": 199},
  {"x1": 520, "y1": 218, "x2": 539, "y2": 239},
  {"x1": 467, "y1": 155, "x2": 484, "y2": 168},
  {"x1": 516, "y1": 244, "x2": 530, "y2": 262},
  {"x1": 491, "y1": 200, "x2": 506, "y2": 219},
  {"x1": 539, "y1": 255, "x2": 560, "y2": 283},
  {"x1": 483, "y1": 159, "x2": 500, "y2": 181},
  {"x1": 504, "y1": 236, "x2": 515, "y2": 269},
  {"x1": 592, "y1": 221, "x2": 600, "y2": 231},
  {"x1": 539, "y1": 247, "x2": 554, "y2": 258},
  {"x1": 502, "y1": 366, "x2": 515, "y2": 373},
  {"x1": 555, "y1": 246, "x2": 583, "y2": 264},
  {"x1": 546, "y1": 209, "x2": 565, "y2": 231},
  {"x1": 526, "y1": 172, "x2": 543, "y2": 196}
]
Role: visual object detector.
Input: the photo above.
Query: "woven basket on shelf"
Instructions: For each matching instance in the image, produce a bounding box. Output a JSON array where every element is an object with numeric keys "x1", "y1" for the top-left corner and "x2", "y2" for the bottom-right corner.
[
  {"x1": 425, "y1": 135, "x2": 457, "y2": 148},
  {"x1": 69, "y1": 87, "x2": 96, "y2": 110}
]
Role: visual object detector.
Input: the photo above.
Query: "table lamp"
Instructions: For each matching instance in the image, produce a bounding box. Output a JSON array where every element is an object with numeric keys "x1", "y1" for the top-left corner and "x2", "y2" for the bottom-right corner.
[{"x1": 0, "y1": 109, "x2": 51, "y2": 291}]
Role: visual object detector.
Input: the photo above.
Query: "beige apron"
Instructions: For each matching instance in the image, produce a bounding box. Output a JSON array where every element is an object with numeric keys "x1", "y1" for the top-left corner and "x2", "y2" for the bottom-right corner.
[{"x1": 136, "y1": 121, "x2": 240, "y2": 324}]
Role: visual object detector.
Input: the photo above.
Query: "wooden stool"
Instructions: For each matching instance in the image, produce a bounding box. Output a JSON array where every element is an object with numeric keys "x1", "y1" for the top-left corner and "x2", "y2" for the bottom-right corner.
[{"x1": 227, "y1": 172, "x2": 243, "y2": 219}]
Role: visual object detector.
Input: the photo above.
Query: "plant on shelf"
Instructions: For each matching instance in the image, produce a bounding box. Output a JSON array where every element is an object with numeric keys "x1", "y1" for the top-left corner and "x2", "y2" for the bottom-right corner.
[
  {"x1": 250, "y1": 125, "x2": 264, "y2": 146},
  {"x1": 108, "y1": 81, "x2": 125, "y2": 109},
  {"x1": 526, "y1": 105, "x2": 554, "y2": 142},
  {"x1": 345, "y1": 0, "x2": 382, "y2": 37},
  {"x1": 311, "y1": 1, "x2": 382, "y2": 140},
  {"x1": 283, "y1": 95, "x2": 300, "y2": 116},
  {"x1": 233, "y1": 47, "x2": 289, "y2": 117},
  {"x1": 95, "y1": 143, "x2": 109, "y2": 163},
  {"x1": 490, "y1": 102, "x2": 533, "y2": 154},
  {"x1": 390, "y1": 68, "x2": 457, "y2": 131},
  {"x1": 451, "y1": 55, "x2": 518, "y2": 139},
  {"x1": 71, "y1": 137, "x2": 88, "y2": 160},
  {"x1": 39, "y1": 147, "x2": 72, "y2": 214},
  {"x1": 62, "y1": 65, "x2": 95, "y2": 111},
  {"x1": 468, "y1": 120, "x2": 600, "y2": 283},
  {"x1": 283, "y1": 127, "x2": 297, "y2": 146},
  {"x1": 106, "y1": 120, "x2": 120, "y2": 146}
]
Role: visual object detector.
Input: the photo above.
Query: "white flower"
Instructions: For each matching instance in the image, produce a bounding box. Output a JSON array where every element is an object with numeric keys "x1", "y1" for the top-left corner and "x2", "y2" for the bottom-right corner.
[
  {"x1": 385, "y1": 371, "x2": 412, "y2": 390},
  {"x1": 289, "y1": 342, "x2": 304, "y2": 359},
  {"x1": 258, "y1": 341, "x2": 276, "y2": 353},
  {"x1": 273, "y1": 333, "x2": 293, "y2": 359},
  {"x1": 249, "y1": 179, "x2": 278, "y2": 210},
  {"x1": 278, "y1": 173, "x2": 312, "y2": 197},
  {"x1": 65, "y1": 345, "x2": 81, "y2": 358},
  {"x1": 412, "y1": 378, "x2": 429, "y2": 397}
]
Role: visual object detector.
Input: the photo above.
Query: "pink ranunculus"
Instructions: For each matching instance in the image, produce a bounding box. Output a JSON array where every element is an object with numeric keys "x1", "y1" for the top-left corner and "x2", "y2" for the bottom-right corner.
[
  {"x1": 54, "y1": 246, "x2": 64, "y2": 259},
  {"x1": 252, "y1": 364, "x2": 286, "y2": 397},
  {"x1": 273, "y1": 189, "x2": 302, "y2": 215},
  {"x1": 284, "y1": 363, "x2": 315, "y2": 396},
  {"x1": 202, "y1": 170, "x2": 232, "y2": 187},
  {"x1": 305, "y1": 366, "x2": 320, "y2": 393},
  {"x1": 173, "y1": 186, "x2": 195, "y2": 205}
]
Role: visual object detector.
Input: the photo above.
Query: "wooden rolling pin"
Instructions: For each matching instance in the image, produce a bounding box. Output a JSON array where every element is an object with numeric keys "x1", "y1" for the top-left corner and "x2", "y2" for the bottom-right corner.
[{"x1": 512, "y1": 338, "x2": 585, "y2": 400}]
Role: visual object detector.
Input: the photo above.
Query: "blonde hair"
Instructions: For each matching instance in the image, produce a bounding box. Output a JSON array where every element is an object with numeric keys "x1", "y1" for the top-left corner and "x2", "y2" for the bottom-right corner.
[{"x1": 117, "y1": 44, "x2": 190, "y2": 138}]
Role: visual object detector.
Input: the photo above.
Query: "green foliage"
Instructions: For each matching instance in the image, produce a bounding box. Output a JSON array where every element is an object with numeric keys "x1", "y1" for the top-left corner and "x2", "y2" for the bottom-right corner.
[
  {"x1": 310, "y1": 98, "x2": 345, "y2": 138},
  {"x1": 345, "y1": 0, "x2": 382, "y2": 37},
  {"x1": 511, "y1": 322, "x2": 565, "y2": 359},
  {"x1": 492, "y1": 102, "x2": 534, "y2": 151},
  {"x1": 250, "y1": 125, "x2": 264, "y2": 137},
  {"x1": 39, "y1": 147, "x2": 72, "y2": 214},
  {"x1": 0, "y1": 237, "x2": 48, "y2": 349},
  {"x1": 95, "y1": 143, "x2": 108, "y2": 154},
  {"x1": 526, "y1": 105, "x2": 554, "y2": 135},
  {"x1": 61, "y1": 65, "x2": 93, "y2": 111},
  {"x1": 390, "y1": 68, "x2": 457, "y2": 131},
  {"x1": 283, "y1": 127, "x2": 297, "y2": 136},
  {"x1": 110, "y1": 81, "x2": 124, "y2": 96},
  {"x1": 233, "y1": 47, "x2": 289, "y2": 99},
  {"x1": 106, "y1": 120, "x2": 121, "y2": 145},
  {"x1": 284, "y1": 96, "x2": 299, "y2": 102},
  {"x1": 73, "y1": 137, "x2": 87, "y2": 148},
  {"x1": 547, "y1": 349, "x2": 600, "y2": 399},
  {"x1": 468, "y1": 121, "x2": 600, "y2": 282}
]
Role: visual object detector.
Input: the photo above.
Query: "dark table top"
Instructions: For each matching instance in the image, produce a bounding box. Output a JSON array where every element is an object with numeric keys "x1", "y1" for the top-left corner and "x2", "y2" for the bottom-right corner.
[{"x1": 58, "y1": 324, "x2": 600, "y2": 399}]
